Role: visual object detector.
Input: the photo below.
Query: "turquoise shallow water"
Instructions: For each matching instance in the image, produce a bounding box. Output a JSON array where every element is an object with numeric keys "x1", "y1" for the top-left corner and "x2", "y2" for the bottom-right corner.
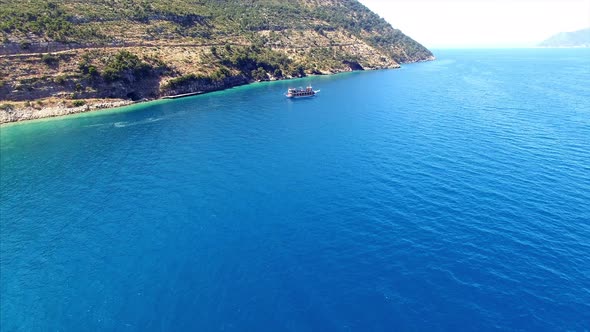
[{"x1": 1, "y1": 49, "x2": 589, "y2": 331}]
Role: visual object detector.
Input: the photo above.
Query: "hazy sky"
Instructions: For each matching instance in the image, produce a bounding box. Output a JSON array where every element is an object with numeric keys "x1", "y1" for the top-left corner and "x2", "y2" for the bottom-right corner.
[{"x1": 358, "y1": 0, "x2": 590, "y2": 48}]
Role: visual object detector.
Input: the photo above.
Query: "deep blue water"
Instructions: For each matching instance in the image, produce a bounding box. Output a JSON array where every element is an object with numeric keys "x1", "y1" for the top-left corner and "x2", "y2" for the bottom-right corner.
[{"x1": 1, "y1": 49, "x2": 590, "y2": 331}]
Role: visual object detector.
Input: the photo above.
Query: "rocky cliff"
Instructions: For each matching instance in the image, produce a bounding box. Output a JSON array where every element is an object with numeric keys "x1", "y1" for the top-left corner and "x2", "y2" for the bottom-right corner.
[{"x1": 0, "y1": 0, "x2": 434, "y2": 123}]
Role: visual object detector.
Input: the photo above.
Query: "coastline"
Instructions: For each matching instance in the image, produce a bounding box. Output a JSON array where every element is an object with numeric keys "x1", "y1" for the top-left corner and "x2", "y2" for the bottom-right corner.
[
  {"x1": 0, "y1": 99, "x2": 135, "y2": 125},
  {"x1": 0, "y1": 67, "x2": 396, "y2": 126},
  {"x1": 0, "y1": 55, "x2": 436, "y2": 126}
]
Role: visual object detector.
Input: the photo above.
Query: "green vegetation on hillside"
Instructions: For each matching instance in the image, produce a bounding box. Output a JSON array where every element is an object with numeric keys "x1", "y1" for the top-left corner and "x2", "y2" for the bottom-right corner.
[
  {"x1": 0, "y1": 2, "x2": 102, "y2": 42},
  {"x1": 0, "y1": 0, "x2": 434, "y2": 112},
  {"x1": 0, "y1": 0, "x2": 432, "y2": 62},
  {"x1": 101, "y1": 51, "x2": 154, "y2": 81}
]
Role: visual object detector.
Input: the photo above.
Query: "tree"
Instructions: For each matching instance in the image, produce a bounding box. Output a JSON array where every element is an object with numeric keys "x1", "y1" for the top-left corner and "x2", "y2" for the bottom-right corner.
[
  {"x1": 251, "y1": 67, "x2": 267, "y2": 81},
  {"x1": 273, "y1": 68, "x2": 283, "y2": 78}
]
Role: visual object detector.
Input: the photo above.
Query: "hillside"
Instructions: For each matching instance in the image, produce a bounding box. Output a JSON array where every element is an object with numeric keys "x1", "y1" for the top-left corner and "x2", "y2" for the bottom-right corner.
[
  {"x1": 538, "y1": 28, "x2": 590, "y2": 48},
  {"x1": 0, "y1": 0, "x2": 434, "y2": 123}
]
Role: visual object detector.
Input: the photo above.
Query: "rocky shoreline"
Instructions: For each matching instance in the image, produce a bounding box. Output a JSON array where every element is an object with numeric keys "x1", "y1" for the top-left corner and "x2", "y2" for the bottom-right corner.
[
  {"x1": 0, "y1": 100, "x2": 135, "y2": 124},
  {"x1": 0, "y1": 57, "x2": 436, "y2": 125},
  {"x1": 0, "y1": 70, "x2": 352, "y2": 125}
]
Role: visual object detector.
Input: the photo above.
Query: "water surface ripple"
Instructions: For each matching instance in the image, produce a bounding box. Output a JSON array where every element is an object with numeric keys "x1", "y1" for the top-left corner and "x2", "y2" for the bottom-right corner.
[{"x1": 1, "y1": 49, "x2": 589, "y2": 331}]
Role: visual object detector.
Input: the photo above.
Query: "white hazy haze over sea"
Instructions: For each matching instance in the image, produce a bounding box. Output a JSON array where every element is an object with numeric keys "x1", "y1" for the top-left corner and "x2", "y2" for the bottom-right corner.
[{"x1": 359, "y1": 0, "x2": 590, "y2": 48}]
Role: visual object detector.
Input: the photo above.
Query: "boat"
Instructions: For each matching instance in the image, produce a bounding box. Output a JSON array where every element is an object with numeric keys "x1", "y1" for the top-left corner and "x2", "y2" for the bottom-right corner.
[{"x1": 286, "y1": 86, "x2": 320, "y2": 98}]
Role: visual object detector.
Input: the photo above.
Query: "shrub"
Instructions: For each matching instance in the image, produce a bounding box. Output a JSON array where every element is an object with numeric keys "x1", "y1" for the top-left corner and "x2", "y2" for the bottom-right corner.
[
  {"x1": 165, "y1": 74, "x2": 212, "y2": 89},
  {"x1": 211, "y1": 67, "x2": 231, "y2": 81},
  {"x1": 0, "y1": 104, "x2": 14, "y2": 112},
  {"x1": 54, "y1": 75, "x2": 66, "y2": 84},
  {"x1": 72, "y1": 100, "x2": 86, "y2": 107},
  {"x1": 102, "y1": 50, "x2": 153, "y2": 82},
  {"x1": 19, "y1": 41, "x2": 31, "y2": 50},
  {"x1": 87, "y1": 65, "x2": 97, "y2": 76},
  {"x1": 41, "y1": 54, "x2": 59, "y2": 66},
  {"x1": 251, "y1": 67, "x2": 267, "y2": 81},
  {"x1": 78, "y1": 61, "x2": 98, "y2": 76},
  {"x1": 273, "y1": 69, "x2": 283, "y2": 78}
]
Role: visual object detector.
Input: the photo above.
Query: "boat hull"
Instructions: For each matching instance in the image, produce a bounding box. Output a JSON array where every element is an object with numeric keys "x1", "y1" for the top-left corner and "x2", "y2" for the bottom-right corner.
[
  {"x1": 286, "y1": 90, "x2": 320, "y2": 98},
  {"x1": 286, "y1": 93, "x2": 316, "y2": 98}
]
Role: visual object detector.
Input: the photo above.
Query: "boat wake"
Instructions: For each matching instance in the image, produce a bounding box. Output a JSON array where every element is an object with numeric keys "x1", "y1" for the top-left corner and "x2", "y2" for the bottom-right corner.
[{"x1": 113, "y1": 117, "x2": 165, "y2": 128}]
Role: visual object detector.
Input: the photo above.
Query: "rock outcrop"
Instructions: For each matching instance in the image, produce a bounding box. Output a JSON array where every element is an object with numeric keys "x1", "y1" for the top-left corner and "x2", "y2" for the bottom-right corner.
[{"x1": 0, "y1": 0, "x2": 435, "y2": 123}]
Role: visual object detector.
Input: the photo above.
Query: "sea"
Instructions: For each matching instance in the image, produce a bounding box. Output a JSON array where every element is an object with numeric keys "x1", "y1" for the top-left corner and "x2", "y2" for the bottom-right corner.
[{"x1": 1, "y1": 49, "x2": 589, "y2": 331}]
